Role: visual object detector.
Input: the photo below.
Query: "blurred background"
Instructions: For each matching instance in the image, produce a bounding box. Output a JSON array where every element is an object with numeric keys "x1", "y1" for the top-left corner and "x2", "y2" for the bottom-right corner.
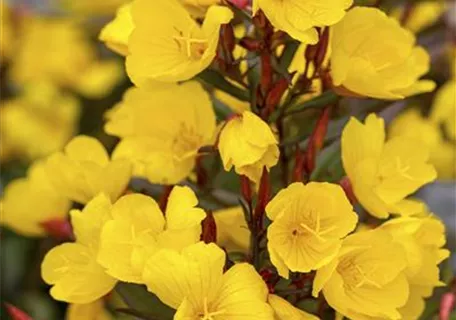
[{"x1": 0, "y1": 0, "x2": 455, "y2": 319}]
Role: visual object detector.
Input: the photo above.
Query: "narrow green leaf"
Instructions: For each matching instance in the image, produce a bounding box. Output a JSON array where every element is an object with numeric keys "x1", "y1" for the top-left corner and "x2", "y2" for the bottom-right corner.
[
  {"x1": 198, "y1": 69, "x2": 250, "y2": 102},
  {"x1": 286, "y1": 91, "x2": 339, "y2": 115},
  {"x1": 278, "y1": 41, "x2": 300, "y2": 72},
  {"x1": 212, "y1": 97, "x2": 234, "y2": 121},
  {"x1": 115, "y1": 282, "x2": 175, "y2": 320}
]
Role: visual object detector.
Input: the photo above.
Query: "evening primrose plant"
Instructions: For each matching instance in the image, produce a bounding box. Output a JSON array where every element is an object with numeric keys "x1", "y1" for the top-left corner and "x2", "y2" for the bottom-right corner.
[{"x1": 0, "y1": 1, "x2": 453, "y2": 319}]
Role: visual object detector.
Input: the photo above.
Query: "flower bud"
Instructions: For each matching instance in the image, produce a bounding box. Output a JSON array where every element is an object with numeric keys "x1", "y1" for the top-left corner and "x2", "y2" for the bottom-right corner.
[
  {"x1": 227, "y1": 0, "x2": 250, "y2": 9},
  {"x1": 339, "y1": 176, "x2": 357, "y2": 205},
  {"x1": 40, "y1": 218, "x2": 74, "y2": 240},
  {"x1": 218, "y1": 111, "x2": 279, "y2": 183},
  {"x1": 264, "y1": 77, "x2": 289, "y2": 118},
  {"x1": 201, "y1": 211, "x2": 217, "y2": 244},
  {"x1": 254, "y1": 168, "x2": 270, "y2": 228},
  {"x1": 440, "y1": 292, "x2": 456, "y2": 320},
  {"x1": 5, "y1": 303, "x2": 33, "y2": 320},
  {"x1": 304, "y1": 106, "x2": 331, "y2": 174}
]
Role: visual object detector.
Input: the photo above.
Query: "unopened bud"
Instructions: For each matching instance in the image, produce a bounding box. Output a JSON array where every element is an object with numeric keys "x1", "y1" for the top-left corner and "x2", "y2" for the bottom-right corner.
[
  {"x1": 227, "y1": 0, "x2": 250, "y2": 9},
  {"x1": 260, "y1": 53, "x2": 273, "y2": 94},
  {"x1": 263, "y1": 77, "x2": 289, "y2": 118},
  {"x1": 440, "y1": 292, "x2": 456, "y2": 320},
  {"x1": 255, "y1": 167, "x2": 270, "y2": 229},
  {"x1": 239, "y1": 37, "x2": 264, "y2": 52},
  {"x1": 40, "y1": 218, "x2": 73, "y2": 240},
  {"x1": 339, "y1": 176, "x2": 357, "y2": 205},
  {"x1": 221, "y1": 24, "x2": 236, "y2": 53},
  {"x1": 5, "y1": 303, "x2": 33, "y2": 320},
  {"x1": 304, "y1": 106, "x2": 331, "y2": 174},
  {"x1": 201, "y1": 211, "x2": 217, "y2": 244},
  {"x1": 240, "y1": 175, "x2": 253, "y2": 206},
  {"x1": 314, "y1": 27, "x2": 330, "y2": 70}
]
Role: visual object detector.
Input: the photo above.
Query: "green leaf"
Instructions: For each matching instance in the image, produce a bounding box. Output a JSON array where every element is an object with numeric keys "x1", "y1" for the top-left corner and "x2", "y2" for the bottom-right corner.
[
  {"x1": 212, "y1": 97, "x2": 234, "y2": 121},
  {"x1": 115, "y1": 283, "x2": 174, "y2": 320},
  {"x1": 286, "y1": 91, "x2": 339, "y2": 115},
  {"x1": 278, "y1": 41, "x2": 300, "y2": 72},
  {"x1": 198, "y1": 69, "x2": 250, "y2": 102}
]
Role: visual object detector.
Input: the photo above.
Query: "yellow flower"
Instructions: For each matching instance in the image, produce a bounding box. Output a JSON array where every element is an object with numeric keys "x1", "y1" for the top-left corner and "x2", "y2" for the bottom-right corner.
[
  {"x1": 252, "y1": 0, "x2": 352, "y2": 44},
  {"x1": 143, "y1": 242, "x2": 274, "y2": 319},
  {"x1": 313, "y1": 229, "x2": 409, "y2": 320},
  {"x1": 75, "y1": 61, "x2": 124, "y2": 99},
  {"x1": 9, "y1": 16, "x2": 122, "y2": 97},
  {"x1": 41, "y1": 194, "x2": 117, "y2": 303},
  {"x1": 341, "y1": 113, "x2": 437, "y2": 218},
  {"x1": 58, "y1": 0, "x2": 128, "y2": 15},
  {"x1": 392, "y1": 2, "x2": 445, "y2": 33},
  {"x1": 10, "y1": 17, "x2": 93, "y2": 87},
  {"x1": 218, "y1": 111, "x2": 279, "y2": 183},
  {"x1": 268, "y1": 294, "x2": 318, "y2": 320},
  {"x1": 0, "y1": 82, "x2": 80, "y2": 162},
  {"x1": 66, "y1": 300, "x2": 111, "y2": 320},
  {"x1": 331, "y1": 7, "x2": 436, "y2": 100},
  {"x1": 214, "y1": 206, "x2": 250, "y2": 253},
  {"x1": 380, "y1": 216, "x2": 449, "y2": 319},
  {"x1": 431, "y1": 80, "x2": 456, "y2": 141},
  {"x1": 126, "y1": 0, "x2": 233, "y2": 85},
  {"x1": 180, "y1": 0, "x2": 222, "y2": 18},
  {"x1": 45, "y1": 136, "x2": 132, "y2": 204},
  {"x1": 389, "y1": 108, "x2": 456, "y2": 180},
  {"x1": 99, "y1": 2, "x2": 135, "y2": 56},
  {"x1": 1, "y1": 160, "x2": 70, "y2": 237},
  {"x1": 105, "y1": 81, "x2": 215, "y2": 184},
  {"x1": 266, "y1": 182, "x2": 358, "y2": 278},
  {"x1": 98, "y1": 186, "x2": 206, "y2": 283}
]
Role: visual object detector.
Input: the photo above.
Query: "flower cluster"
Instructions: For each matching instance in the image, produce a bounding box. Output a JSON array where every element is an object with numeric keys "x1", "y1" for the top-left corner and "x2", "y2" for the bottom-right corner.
[{"x1": 0, "y1": 1, "x2": 454, "y2": 320}]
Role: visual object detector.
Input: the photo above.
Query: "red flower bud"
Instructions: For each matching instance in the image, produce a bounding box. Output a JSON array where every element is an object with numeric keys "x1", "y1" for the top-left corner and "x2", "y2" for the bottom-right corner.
[
  {"x1": 40, "y1": 218, "x2": 73, "y2": 240},
  {"x1": 260, "y1": 53, "x2": 273, "y2": 94},
  {"x1": 5, "y1": 303, "x2": 33, "y2": 320},
  {"x1": 255, "y1": 168, "x2": 270, "y2": 229},
  {"x1": 239, "y1": 37, "x2": 264, "y2": 52},
  {"x1": 305, "y1": 43, "x2": 318, "y2": 63},
  {"x1": 201, "y1": 211, "x2": 217, "y2": 244},
  {"x1": 339, "y1": 176, "x2": 357, "y2": 205},
  {"x1": 292, "y1": 147, "x2": 306, "y2": 182},
  {"x1": 440, "y1": 292, "x2": 456, "y2": 320},
  {"x1": 304, "y1": 106, "x2": 331, "y2": 174},
  {"x1": 227, "y1": 0, "x2": 250, "y2": 9},
  {"x1": 221, "y1": 24, "x2": 236, "y2": 54},
  {"x1": 314, "y1": 27, "x2": 330, "y2": 71},
  {"x1": 263, "y1": 77, "x2": 289, "y2": 118},
  {"x1": 240, "y1": 175, "x2": 253, "y2": 206}
]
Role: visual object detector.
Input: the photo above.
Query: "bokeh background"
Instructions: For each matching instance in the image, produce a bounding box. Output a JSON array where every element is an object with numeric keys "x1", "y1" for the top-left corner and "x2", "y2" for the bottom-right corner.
[{"x1": 0, "y1": 0, "x2": 455, "y2": 319}]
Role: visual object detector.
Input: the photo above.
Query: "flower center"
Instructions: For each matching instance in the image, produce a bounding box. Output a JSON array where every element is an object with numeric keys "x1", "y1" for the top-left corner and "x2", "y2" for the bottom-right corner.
[
  {"x1": 337, "y1": 258, "x2": 381, "y2": 289},
  {"x1": 172, "y1": 123, "x2": 203, "y2": 161},
  {"x1": 198, "y1": 298, "x2": 226, "y2": 320},
  {"x1": 173, "y1": 26, "x2": 208, "y2": 60},
  {"x1": 378, "y1": 156, "x2": 413, "y2": 183},
  {"x1": 291, "y1": 210, "x2": 336, "y2": 242}
]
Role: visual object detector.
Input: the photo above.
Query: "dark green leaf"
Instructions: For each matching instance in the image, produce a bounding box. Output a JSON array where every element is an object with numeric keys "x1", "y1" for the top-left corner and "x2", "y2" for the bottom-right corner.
[
  {"x1": 286, "y1": 91, "x2": 339, "y2": 116},
  {"x1": 115, "y1": 283, "x2": 174, "y2": 320},
  {"x1": 198, "y1": 70, "x2": 250, "y2": 102},
  {"x1": 278, "y1": 41, "x2": 300, "y2": 72}
]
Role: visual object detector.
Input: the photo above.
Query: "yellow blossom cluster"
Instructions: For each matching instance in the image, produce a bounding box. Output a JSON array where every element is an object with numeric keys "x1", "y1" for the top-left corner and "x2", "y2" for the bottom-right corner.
[
  {"x1": 0, "y1": 0, "x2": 453, "y2": 320},
  {"x1": 0, "y1": 2, "x2": 125, "y2": 164}
]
